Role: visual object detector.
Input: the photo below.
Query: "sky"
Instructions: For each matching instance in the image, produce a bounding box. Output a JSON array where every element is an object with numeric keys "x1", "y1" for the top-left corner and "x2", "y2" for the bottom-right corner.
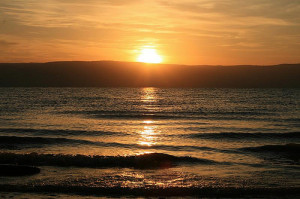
[{"x1": 0, "y1": 0, "x2": 299, "y2": 65}]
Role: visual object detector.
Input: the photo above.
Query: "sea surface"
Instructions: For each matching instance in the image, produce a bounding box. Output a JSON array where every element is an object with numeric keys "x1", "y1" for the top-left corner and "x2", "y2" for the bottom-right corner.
[{"x1": 0, "y1": 88, "x2": 299, "y2": 198}]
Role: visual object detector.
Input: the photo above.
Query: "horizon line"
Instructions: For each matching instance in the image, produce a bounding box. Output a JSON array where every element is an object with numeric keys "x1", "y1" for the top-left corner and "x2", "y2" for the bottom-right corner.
[{"x1": 1, "y1": 60, "x2": 299, "y2": 67}]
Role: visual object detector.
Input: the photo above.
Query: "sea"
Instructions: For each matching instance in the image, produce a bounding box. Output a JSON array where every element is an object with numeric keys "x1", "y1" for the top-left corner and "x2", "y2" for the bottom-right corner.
[{"x1": 0, "y1": 88, "x2": 299, "y2": 198}]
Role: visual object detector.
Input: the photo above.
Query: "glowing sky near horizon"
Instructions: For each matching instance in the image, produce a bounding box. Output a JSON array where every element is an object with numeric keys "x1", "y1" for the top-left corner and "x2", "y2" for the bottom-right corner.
[{"x1": 0, "y1": 0, "x2": 299, "y2": 65}]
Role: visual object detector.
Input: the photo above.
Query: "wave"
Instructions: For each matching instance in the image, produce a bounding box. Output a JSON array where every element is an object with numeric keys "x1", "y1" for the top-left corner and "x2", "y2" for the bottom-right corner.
[
  {"x1": 0, "y1": 136, "x2": 101, "y2": 148},
  {"x1": 62, "y1": 110, "x2": 185, "y2": 119},
  {"x1": 0, "y1": 136, "x2": 83, "y2": 145},
  {"x1": 2, "y1": 128, "x2": 299, "y2": 142},
  {"x1": 0, "y1": 135, "x2": 141, "y2": 150},
  {"x1": 60, "y1": 110, "x2": 274, "y2": 120},
  {"x1": 241, "y1": 143, "x2": 300, "y2": 153},
  {"x1": 241, "y1": 143, "x2": 300, "y2": 160},
  {"x1": 0, "y1": 152, "x2": 216, "y2": 169},
  {"x1": 0, "y1": 164, "x2": 40, "y2": 176},
  {"x1": 0, "y1": 135, "x2": 226, "y2": 153},
  {"x1": 0, "y1": 128, "x2": 127, "y2": 137},
  {"x1": 186, "y1": 132, "x2": 300, "y2": 139}
]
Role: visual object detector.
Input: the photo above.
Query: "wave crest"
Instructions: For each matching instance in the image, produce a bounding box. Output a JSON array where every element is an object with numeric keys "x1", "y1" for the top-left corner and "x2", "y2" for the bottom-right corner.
[
  {"x1": 187, "y1": 132, "x2": 300, "y2": 139},
  {"x1": 0, "y1": 152, "x2": 216, "y2": 169}
]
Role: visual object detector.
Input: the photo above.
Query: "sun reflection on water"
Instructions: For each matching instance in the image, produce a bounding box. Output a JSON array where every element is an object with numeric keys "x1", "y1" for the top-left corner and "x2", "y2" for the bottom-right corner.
[
  {"x1": 139, "y1": 88, "x2": 160, "y2": 147},
  {"x1": 141, "y1": 87, "x2": 157, "y2": 103},
  {"x1": 143, "y1": 120, "x2": 154, "y2": 124},
  {"x1": 138, "y1": 123, "x2": 157, "y2": 146}
]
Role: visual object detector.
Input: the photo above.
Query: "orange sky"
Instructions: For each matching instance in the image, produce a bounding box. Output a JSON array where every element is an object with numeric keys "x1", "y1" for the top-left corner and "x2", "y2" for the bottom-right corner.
[{"x1": 0, "y1": 0, "x2": 299, "y2": 65}]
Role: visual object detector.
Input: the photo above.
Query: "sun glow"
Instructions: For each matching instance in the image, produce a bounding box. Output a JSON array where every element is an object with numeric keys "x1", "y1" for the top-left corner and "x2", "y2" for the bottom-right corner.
[{"x1": 137, "y1": 48, "x2": 162, "y2": 63}]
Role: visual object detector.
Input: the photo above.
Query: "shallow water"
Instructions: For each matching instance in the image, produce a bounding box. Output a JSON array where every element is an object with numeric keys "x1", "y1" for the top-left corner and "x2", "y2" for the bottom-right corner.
[{"x1": 0, "y1": 88, "x2": 299, "y2": 197}]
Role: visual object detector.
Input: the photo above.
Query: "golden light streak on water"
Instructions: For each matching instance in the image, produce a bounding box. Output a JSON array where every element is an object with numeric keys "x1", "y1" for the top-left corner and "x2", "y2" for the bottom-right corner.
[
  {"x1": 141, "y1": 87, "x2": 157, "y2": 103},
  {"x1": 138, "y1": 124, "x2": 157, "y2": 147}
]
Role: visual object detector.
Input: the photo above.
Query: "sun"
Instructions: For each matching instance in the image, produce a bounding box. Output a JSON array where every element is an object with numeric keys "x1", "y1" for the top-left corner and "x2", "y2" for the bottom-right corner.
[{"x1": 137, "y1": 48, "x2": 162, "y2": 63}]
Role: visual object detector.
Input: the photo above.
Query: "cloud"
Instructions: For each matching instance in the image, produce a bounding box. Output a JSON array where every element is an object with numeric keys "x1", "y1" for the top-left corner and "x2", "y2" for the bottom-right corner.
[
  {"x1": 0, "y1": 0, "x2": 145, "y2": 28},
  {"x1": 0, "y1": 39, "x2": 17, "y2": 46},
  {"x1": 0, "y1": 0, "x2": 299, "y2": 64}
]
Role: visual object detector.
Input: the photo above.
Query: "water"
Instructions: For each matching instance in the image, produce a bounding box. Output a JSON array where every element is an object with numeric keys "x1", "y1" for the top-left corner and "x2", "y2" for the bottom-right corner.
[{"x1": 0, "y1": 88, "x2": 299, "y2": 197}]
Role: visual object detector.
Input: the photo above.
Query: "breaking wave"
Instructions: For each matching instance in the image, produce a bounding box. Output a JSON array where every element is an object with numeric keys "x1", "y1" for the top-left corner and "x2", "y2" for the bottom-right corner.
[
  {"x1": 0, "y1": 152, "x2": 217, "y2": 169},
  {"x1": 0, "y1": 135, "x2": 224, "y2": 153}
]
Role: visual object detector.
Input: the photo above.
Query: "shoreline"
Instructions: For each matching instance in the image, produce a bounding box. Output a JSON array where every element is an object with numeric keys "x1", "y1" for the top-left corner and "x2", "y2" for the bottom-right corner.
[{"x1": 1, "y1": 185, "x2": 299, "y2": 198}]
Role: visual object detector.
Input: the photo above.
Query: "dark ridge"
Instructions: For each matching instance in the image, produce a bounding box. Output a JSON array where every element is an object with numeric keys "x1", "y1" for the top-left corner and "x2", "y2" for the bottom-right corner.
[
  {"x1": 0, "y1": 128, "x2": 127, "y2": 136},
  {"x1": 0, "y1": 136, "x2": 100, "y2": 150},
  {"x1": 0, "y1": 184, "x2": 299, "y2": 197},
  {"x1": 0, "y1": 164, "x2": 40, "y2": 176},
  {"x1": 64, "y1": 111, "x2": 191, "y2": 120},
  {"x1": 241, "y1": 143, "x2": 300, "y2": 153},
  {"x1": 0, "y1": 136, "x2": 82, "y2": 145},
  {"x1": 0, "y1": 135, "x2": 226, "y2": 153},
  {"x1": 0, "y1": 152, "x2": 216, "y2": 169},
  {"x1": 0, "y1": 61, "x2": 299, "y2": 87},
  {"x1": 240, "y1": 143, "x2": 300, "y2": 161},
  {"x1": 187, "y1": 132, "x2": 300, "y2": 139},
  {"x1": 0, "y1": 135, "x2": 139, "y2": 150},
  {"x1": 60, "y1": 110, "x2": 274, "y2": 120}
]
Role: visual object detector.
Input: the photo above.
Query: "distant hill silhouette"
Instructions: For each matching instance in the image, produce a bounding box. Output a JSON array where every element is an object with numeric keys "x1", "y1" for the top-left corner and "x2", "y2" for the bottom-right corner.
[{"x1": 0, "y1": 61, "x2": 299, "y2": 87}]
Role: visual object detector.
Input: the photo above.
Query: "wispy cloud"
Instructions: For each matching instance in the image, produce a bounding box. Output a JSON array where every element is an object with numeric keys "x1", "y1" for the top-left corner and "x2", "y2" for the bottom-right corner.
[
  {"x1": 0, "y1": 0, "x2": 299, "y2": 64},
  {"x1": 0, "y1": 39, "x2": 17, "y2": 46}
]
